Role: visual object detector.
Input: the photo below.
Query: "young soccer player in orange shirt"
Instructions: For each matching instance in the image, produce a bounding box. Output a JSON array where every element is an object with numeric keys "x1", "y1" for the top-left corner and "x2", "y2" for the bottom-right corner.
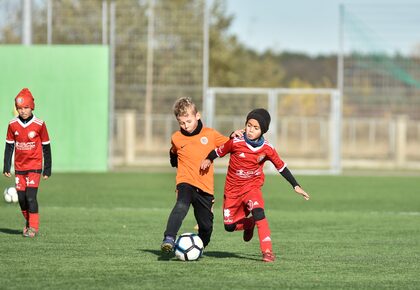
[
  {"x1": 161, "y1": 97, "x2": 240, "y2": 253},
  {"x1": 201, "y1": 108, "x2": 310, "y2": 262},
  {"x1": 3, "y1": 88, "x2": 52, "y2": 238}
]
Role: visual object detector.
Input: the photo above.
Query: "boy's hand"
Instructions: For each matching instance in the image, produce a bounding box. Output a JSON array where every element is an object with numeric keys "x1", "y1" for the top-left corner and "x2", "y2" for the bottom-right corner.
[
  {"x1": 230, "y1": 129, "x2": 244, "y2": 138},
  {"x1": 43, "y1": 175, "x2": 49, "y2": 180},
  {"x1": 200, "y1": 159, "x2": 212, "y2": 171},
  {"x1": 294, "y1": 185, "x2": 310, "y2": 200},
  {"x1": 3, "y1": 172, "x2": 11, "y2": 178},
  {"x1": 199, "y1": 159, "x2": 212, "y2": 175}
]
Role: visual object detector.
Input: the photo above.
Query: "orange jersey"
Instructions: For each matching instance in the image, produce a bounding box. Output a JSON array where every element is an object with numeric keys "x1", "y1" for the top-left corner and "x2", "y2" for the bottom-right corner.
[{"x1": 171, "y1": 127, "x2": 228, "y2": 195}]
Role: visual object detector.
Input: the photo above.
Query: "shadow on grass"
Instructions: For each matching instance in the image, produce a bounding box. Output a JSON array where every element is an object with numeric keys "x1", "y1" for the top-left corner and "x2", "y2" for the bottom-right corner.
[
  {"x1": 142, "y1": 249, "x2": 175, "y2": 261},
  {"x1": 0, "y1": 228, "x2": 22, "y2": 235},
  {"x1": 204, "y1": 250, "x2": 259, "y2": 261},
  {"x1": 141, "y1": 249, "x2": 259, "y2": 261}
]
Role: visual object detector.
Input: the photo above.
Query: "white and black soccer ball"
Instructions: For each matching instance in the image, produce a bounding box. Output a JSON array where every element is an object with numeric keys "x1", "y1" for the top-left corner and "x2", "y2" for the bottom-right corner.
[
  {"x1": 3, "y1": 187, "x2": 18, "y2": 203},
  {"x1": 174, "y1": 233, "x2": 204, "y2": 261}
]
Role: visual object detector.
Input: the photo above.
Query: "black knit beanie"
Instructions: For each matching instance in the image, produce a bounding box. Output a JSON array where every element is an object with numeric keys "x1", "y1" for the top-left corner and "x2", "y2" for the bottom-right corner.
[{"x1": 246, "y1": 108, "x2": 271, "y2": 134}]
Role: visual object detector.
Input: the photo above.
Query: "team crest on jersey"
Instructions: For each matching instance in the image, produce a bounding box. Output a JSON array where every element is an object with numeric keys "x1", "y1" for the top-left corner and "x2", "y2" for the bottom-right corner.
[
  {"x1": 257, "y1": 154, "x2": 266, "y2": 162},
  {"x1": 28, "y1": 131, "x2": 36, "y2": 139},
  {"x1": 200, "y1": 136, "x2": 208, "y2": 145},
  {"x1": 14, "y1": 131, "x2": 19, "y2": 136}
]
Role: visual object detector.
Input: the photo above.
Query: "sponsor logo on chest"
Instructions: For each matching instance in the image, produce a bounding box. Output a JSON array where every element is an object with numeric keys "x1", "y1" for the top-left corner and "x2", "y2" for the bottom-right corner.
[
  {"x1": 235, "y1": 169, "x2": 261, "y2": 178},
  {"x1": 16, "y1": 141, "x2": 36, "y2": 151}
]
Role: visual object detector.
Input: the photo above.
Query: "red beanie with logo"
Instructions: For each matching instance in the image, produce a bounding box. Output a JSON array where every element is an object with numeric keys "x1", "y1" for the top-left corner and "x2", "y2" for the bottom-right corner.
[{"x1": 15, "y1": 88, "x2": 35, "y2": 110}]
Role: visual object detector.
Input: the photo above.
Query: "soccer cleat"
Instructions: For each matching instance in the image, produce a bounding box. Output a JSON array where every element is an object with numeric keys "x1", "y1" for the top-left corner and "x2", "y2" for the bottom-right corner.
[
  {"x1": 243, "y1": 219, "x2": 255, "y2": 242},
  {"x1": 25, "y1": 227, "x2": 38, "y2": 238},
  {"x1": 262, "y1": 251, "x2": 276, "y2": 262},
  {"x1": 22, "y1": 226, "x2": 29, "y2": 237},
  {"x1": 161, "y1": 236, "x2": 175, "y2": 254}
]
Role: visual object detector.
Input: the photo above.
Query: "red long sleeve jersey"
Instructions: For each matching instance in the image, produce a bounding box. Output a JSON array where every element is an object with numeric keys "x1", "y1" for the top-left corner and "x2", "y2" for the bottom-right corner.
[
  {"x1": 6, "y1": 116, "x2": 50, "y2": 171},
  {"x1": 215, "y1": 136, "x2": 287, "y2": 198}
]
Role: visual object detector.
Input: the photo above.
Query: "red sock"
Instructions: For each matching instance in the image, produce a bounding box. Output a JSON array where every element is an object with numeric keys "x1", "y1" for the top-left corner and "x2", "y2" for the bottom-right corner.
[
  {"x1": 29, "y1": 213, "x2": 39, "y2": 231},
  {"x1": 234, "y1": 217, "x2": 254, "y2": 231},
  {"x1": 21, "y1": 210, "x2": 29, "y2": 226},
  {"x1": 256, "y1": 218, "x2": 272, "y2": 253}
]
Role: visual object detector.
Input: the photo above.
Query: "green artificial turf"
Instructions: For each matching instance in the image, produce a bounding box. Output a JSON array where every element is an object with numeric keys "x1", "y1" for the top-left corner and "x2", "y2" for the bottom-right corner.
[{"x1": 1, "y1": 173, "x2": 419, "y2": 289}]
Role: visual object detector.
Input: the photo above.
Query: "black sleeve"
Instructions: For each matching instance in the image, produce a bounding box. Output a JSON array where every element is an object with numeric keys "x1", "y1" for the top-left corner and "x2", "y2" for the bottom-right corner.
[
  {"x1": 169, "y1": 149, "x2": 178, "y2": 168},
  {"x1": 3, "y1": 143, "x2": 14, "y2": 174},
  {"x1": 42, "y1": 143, "x2": 52, "y2": 177},
  {"x1": 279, "y1": 167, "x2": 300, "y2": 188},
  {"x1": 206, "y1": 150, "x2": 218, "y2": 162}
]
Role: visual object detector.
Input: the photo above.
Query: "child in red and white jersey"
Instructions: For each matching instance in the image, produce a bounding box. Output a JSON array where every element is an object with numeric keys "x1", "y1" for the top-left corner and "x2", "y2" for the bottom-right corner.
[
  {"x1": 201, "y1": 108, "x2": 309, "y2": 262},
  {"x1": 3, "y1": 88, "x2": 52, "y2": 238}
]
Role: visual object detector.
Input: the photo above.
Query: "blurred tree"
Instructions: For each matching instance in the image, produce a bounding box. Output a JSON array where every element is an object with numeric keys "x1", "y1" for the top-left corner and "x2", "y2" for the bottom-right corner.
[
  {"x1": 209, "y1": 0, "x2": 285, "y2": 87},
  {"x1": 208, "y1": 0, "x2": 237, "y2": 87},
  {"x1": 277, "y1": 52, "x2": 337, "y2": 87},
  {"x1": 0, "y1": 0, "x2": 337, "y2": 109},
  {"x1": 36, "y1": 0, "x2": 103, "y2": 44}
]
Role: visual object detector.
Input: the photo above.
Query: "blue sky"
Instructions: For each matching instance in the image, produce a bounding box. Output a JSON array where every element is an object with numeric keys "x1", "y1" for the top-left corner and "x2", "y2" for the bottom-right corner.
[{"x1": 223, "y1": 0, "x2": 420, "y2": 56}]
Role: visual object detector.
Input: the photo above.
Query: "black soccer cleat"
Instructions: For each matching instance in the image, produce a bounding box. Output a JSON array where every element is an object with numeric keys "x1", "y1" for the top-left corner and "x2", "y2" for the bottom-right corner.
[{"x1": 161, "y1": 236, "x2": 175, "y2": 254}]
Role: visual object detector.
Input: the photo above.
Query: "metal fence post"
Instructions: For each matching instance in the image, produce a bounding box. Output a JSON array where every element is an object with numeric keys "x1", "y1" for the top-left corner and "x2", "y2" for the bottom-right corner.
[
  {"x1": 396, "y1": 115, "x2": 407, "y2": 168},
  {"x1": 22, "y1": 0, "x2": 32, "y2": 45}
]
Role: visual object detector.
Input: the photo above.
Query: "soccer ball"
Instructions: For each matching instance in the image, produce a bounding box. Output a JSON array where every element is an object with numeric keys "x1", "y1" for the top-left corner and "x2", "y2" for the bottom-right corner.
[
  {"x1": 3, "y1": 187, "x2": 18, "y2": 203},
  {"x1": 174, "y1": 233, "x2": 204, "y2": 261}
]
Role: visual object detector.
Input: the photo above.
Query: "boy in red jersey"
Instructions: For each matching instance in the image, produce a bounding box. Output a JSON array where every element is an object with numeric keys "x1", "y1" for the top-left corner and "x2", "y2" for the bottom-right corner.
[
  {"x1": 201, "y1": 108, "x2": 310, "y2": 262},
  {"x1": 161, "y1": 97, "x2": 240, "y2": 254},
  {"x1": 3, "y1": 88, "x2": 52, "y2": 238}
]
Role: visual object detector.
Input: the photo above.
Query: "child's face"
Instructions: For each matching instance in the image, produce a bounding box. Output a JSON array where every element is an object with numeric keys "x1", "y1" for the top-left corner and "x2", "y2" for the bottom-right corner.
[
  {"x1": 177, "y1": 109, "x2": 200, "y2": 133},
  {"x1": 245, "y1": 119, "x2": 262, "y2": 140},
  {"x1": 17, "y1": 107, "x2": 33, "y2": 120}
]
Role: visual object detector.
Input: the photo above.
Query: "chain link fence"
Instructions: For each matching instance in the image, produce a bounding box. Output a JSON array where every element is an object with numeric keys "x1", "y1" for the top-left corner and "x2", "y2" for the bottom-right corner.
[
  {"x1": 0, "y1": 0, "x2": 206, "y2": 167},
  {"x1": 1, "y1": 1, "x2": 420, "y2": 171}
]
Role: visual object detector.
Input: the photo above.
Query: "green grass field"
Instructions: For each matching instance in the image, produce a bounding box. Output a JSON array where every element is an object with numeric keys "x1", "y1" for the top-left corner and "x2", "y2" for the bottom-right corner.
[{"x1": 0, "y1": 173, "x2": 419, "y2": 289}]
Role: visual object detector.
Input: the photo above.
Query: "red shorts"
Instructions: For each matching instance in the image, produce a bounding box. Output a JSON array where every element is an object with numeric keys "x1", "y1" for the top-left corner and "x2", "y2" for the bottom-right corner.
[
  {"x1": 223, "y1": 190, "x2": 265, "y2": 225},
  {"x1": 15, "y1": 172, "x2": 41, "y2": 191}
]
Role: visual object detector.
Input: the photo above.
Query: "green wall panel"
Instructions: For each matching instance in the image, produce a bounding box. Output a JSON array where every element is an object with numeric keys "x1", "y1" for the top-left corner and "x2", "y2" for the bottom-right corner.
[{"x1": 0, "y1": 45, "x2": 109, "y2": 172}]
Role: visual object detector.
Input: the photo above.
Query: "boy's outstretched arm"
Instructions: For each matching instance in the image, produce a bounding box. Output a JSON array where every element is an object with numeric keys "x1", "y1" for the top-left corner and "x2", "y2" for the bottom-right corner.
[
  {"x1": 279, "y1": 167, "x2": 310, "y2": 200},
  {"x1": 200, "y1": 150, "x2": 218, "y2": 171},
  {"x1": 294, "y1": 185, "x2": 310, "y2": 200},
  {"x1": 201, "y1": 130, "x2": 240, "y2": 170}
]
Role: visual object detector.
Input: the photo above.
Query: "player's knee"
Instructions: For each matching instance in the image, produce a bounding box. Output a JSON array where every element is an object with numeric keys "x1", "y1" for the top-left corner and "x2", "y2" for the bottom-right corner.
[
  {"x1": 224, "y1": 223, "x2": 236, "y2": 232},
  {"x1": 252, "y1": 208, "x2": 265, "y2": 221},
  {"x1": 27, "y1": 198, "x2": 38, "y2": 213},
  {"x1": 174, "y1": 201, "x2": 189, "y2": 214}
]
